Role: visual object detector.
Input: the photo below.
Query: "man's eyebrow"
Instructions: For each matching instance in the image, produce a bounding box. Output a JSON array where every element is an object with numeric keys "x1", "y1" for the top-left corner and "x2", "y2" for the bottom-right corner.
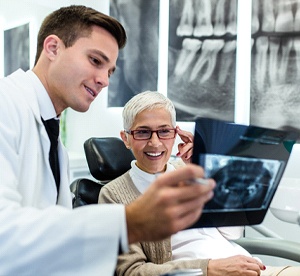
[
  {"x1": 91, "y1": 49, "x2": 116, "y2": 72},
  {"x1": 91, "y1": 49, "x2": 109, "y2": 61}
]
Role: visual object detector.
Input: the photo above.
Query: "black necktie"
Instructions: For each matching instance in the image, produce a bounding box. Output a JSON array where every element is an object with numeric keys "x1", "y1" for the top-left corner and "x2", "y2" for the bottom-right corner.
[{"x1": 42, "y1": 117, "x2": 60, "y2": 192}]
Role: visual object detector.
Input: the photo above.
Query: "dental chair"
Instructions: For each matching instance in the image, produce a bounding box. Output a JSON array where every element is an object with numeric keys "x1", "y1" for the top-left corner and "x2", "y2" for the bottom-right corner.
[
  {"x1": 70, "y1": 137, "x2": 135, "y2": 207},
  {"x1": 70, "y1": 137, "x2": 300, "y2": 263}
]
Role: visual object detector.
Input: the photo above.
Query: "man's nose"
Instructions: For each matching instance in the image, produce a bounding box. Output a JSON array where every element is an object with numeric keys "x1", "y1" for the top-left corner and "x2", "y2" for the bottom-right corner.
[{"x1": 96, "y1": 71, "x2": 109, "y2": 89}]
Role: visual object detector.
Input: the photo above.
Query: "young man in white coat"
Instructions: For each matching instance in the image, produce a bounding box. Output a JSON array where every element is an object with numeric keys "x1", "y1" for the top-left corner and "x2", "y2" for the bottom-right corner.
[{"x1": 0, "y1": 5, "x2": 215, "y2": 275}]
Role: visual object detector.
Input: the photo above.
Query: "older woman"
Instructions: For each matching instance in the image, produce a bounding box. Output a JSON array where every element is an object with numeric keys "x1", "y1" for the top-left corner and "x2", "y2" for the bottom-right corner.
[{"x1": 99, "y1": 91, "x2": 297, "y2": 276}]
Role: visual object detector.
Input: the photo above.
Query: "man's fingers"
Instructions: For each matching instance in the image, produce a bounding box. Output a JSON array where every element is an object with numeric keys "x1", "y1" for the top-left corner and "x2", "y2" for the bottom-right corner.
[
  {"x1": 174, "y1": 188, "x2": 214, "y2": 217},
  {"x1": 163, "y1": 188, "x2": 214, "y2": 233},
  {"x1": 126, "y1": 165, "x2": 216, "y2": 243},
  {"x1": 154, "y1": 164, "x2": 205, "y2": 188}
]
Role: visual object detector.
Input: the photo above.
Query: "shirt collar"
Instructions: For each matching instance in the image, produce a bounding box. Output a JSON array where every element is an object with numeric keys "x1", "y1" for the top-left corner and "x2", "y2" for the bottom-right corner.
[
  {"x1": 26, "y1": 70, "x2": 57, "y2": 120},
  {"x1": 129, "y1": 160, "x2": 176, "y2": 194}
]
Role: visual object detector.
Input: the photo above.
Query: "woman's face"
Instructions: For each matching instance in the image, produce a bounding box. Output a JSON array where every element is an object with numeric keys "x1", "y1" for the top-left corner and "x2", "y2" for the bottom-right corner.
[{"x1": 121, "y1": 108, "x2": 176, "y2": 174}]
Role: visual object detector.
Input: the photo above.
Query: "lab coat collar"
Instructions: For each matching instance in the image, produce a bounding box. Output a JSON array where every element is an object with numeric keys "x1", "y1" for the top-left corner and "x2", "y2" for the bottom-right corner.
[{"x1": 26, "y1": 70, "x2": 57, "y2": 121}]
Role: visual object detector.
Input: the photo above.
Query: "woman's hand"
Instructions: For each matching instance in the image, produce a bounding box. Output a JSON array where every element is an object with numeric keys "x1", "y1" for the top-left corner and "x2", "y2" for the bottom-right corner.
[
  {"x1": 176, "y1": 126, "x2": 194, "y2": 164},
  {"x1": 208, "y1": 255, "x2": 265, "y2": 276}
]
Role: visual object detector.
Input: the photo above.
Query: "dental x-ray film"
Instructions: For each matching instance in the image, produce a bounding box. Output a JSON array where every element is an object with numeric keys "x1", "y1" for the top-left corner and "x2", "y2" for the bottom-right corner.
[{"x1": 190, "y1": 117, "x2": 299, "y2": 228}]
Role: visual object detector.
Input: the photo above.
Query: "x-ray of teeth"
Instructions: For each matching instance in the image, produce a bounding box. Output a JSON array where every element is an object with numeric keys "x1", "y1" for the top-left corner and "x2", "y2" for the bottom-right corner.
[
  {"x1": 251, "y1": 0, "x2": 300, "y2": 132},
  {"x1": 189, "y1": 39, "x2": 225, "y2": 83},
  {"x1": 107, "y1": 0, "x2": 300, "y2": 130},
  {"x1": 226, "y1": 0, "x2": 237, "y2": 35},
  {"x1": 168, "y1": 0, "x2": 237, "y2": 121},
  {"x1": 174, "y1": 38, "x2": 202, "y2": 76},
  {"x1": 107, "y1": 0, "x2": 159, "y2": 107},
  {"x1": 214, "y1": 0, "x2": 227, "y2": 36},
  {"x1": 252, "y1": 0, "x2": 260, "y2": 34},
  {"x1": 4, "y1": 23, "x2": 30, "y2": 77},
  {"x1": 193, "y1": 0, "x2": 214, "y2": 37},
  {"x1": 191, "y1": 117, "x2": 298, "y2": 227},
  {"x1": 200, "y1": 154, "x2": 282, "y2": 211},
  {"x1": 295, "y1": 1, "x2": 300, "y2": 31},
  {"x1": 261, "y1": 0, "x2": 275, "y2": 32},
  {"x1": 276, "y1": 1, "x2": 294, "y2": 32},
  {"x1": 218, "y1": 40, "x2": 236, "y2": 85},
  {"x1": 176, "y1": 0, "x2": 194, "y2": 36}
]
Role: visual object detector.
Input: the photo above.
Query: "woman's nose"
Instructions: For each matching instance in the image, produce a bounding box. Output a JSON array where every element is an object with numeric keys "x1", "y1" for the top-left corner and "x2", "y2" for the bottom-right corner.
[{"x1": 148, "y1": 132, "x2": 162, "y2": 146}]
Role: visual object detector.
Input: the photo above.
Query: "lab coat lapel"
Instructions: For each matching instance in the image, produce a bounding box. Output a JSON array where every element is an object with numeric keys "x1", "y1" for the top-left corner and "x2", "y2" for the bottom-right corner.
[
  {"x1": 12, "y1": 69, "x2": 72, "y2": 207},
  {"x1": 15, "y1": 69, "x2": 59, "y2": 197}
]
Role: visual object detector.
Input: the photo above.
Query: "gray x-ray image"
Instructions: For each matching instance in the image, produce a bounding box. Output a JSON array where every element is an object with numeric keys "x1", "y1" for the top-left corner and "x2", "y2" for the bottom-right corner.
[
  {"x1": 250, "y1": 0, "x2": 300, "y2": 132},
  {"x1": 168, "y1": 0, "x2": 237, "y2": 121},
  {"x1": 108, "y1": 0, "x2": 159, "y2": 107},
  {"x1": 201, "y1": 154, "x2": 281, "y2": 211},
  {"x1": 4, "y1": 23, "x2": 30, "y2": 77}
]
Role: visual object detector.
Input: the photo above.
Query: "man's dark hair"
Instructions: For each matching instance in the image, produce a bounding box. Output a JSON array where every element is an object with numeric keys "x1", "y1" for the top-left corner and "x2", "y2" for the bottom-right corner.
[{"x1": 34, "y1": 5, "x2": 127, "y2": 64}]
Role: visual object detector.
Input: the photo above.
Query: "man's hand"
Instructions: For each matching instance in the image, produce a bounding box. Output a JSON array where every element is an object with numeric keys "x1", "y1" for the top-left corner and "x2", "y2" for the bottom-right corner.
[
  {"x1": 208, "y1": 255, "x2": 266, "y2": 276},
  {"x1": 176, "y1": 126, "x2": 193, "y2": 163},
  {"x1": 125, "y1": 164, "x2": 215, "y2": 244}
]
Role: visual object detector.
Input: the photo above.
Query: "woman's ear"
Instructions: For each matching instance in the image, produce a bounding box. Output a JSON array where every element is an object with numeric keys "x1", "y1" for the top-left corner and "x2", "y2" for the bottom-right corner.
[{"x1": 120, "y1": 130, "x2": 131, "y2": 149}]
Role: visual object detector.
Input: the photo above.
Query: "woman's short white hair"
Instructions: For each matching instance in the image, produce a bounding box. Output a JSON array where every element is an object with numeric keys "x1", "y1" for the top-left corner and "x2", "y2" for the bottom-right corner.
[{"x1": 122, "y1": 91, "x2": 176, "y2": 130}]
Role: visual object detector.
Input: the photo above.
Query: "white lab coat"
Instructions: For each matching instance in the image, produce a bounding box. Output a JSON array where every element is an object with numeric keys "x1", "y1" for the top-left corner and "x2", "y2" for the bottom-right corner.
[{"x1": 0, "y1": 69, "x2": 126, "y2": 275}]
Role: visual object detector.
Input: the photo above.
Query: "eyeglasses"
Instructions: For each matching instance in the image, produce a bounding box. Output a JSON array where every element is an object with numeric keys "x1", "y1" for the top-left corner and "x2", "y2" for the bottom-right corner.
[{"x1": 125, "y1": 128, "x2": 176, "y2": 140}]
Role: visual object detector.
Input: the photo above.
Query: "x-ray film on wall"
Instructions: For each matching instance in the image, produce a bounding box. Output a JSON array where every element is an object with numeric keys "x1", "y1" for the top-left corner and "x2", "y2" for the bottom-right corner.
[
  {"x1": 107, "y1": 0, "x2": 300, "y2": 133},
  {"x1": 4, "y1": 22, "x2": 30, "y2": 77},
  {"x1": 107, "y1": 0, "x2": 159, "y2": 107},
  {"x1": 168, "y1": 0, "x2": 237, "y2": 121},
  {"x1": 250, "y1": 0, "x2": 300, "y2": 132}
]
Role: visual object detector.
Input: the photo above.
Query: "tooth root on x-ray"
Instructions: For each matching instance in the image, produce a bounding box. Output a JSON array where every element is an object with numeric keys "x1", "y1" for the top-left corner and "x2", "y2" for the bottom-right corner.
[
  {"x1": 275, "y1": 1, "x2": 294, "y2": 32},
  {"x1": 189, "y1": 39, "x2": 225, "y2": 83},
  {"x1": 293, "y1": 37, "x2": 300, "y2": 76},
  {"x1": 268, "y1": 37, "x2": 280, "y2": 84},
  {"x1": 226, "y1": 0, "x2": 237, "y2": 35},
  {"x1": 214, "y1": 0, "x2": 226, "y2": 36},
  {"x1": 218, "y1": 40, "x2": 236, "y2": 85},
  {"x1": 174, "y1": 38, "x2": 202, "y2": 76},
  {"x1": 193, "y1": 0, "x2": 213, "y2": 37},
  {"x1": 279, "y1": 38, "x2": 293, "y2": 82},
  {"x1": 200, "y1": 40, "x2": 225, "y2": 83},
  {"x1": 255, "y1": 36, "x2": 269, "y2": 92},
  {"x1": 176, "y1": 0, "x2": 194, "y2": 36},
  {"x1": 262, "y1": 0, "x2": 275, "y2": 32}
]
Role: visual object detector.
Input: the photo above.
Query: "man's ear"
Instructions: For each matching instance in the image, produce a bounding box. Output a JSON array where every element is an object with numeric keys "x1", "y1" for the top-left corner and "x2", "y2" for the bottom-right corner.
[
  {"x1": 43, "y1": 35, "x2": 61, "y2": 60},
  {"x1": 120, "y1": 130, "x2": 130, "y2": 149}
]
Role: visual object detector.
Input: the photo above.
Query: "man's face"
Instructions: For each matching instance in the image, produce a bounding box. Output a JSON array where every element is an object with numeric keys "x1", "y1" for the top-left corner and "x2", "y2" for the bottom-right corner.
[{"x1": 48, "y1": 25, "x2": 119, "y2": 114}]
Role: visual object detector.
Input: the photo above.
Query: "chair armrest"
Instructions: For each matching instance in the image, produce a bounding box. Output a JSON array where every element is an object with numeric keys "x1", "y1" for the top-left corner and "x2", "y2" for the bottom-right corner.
[{"x1": 235, "y1": 237, "x2": 300, "y2": 262}]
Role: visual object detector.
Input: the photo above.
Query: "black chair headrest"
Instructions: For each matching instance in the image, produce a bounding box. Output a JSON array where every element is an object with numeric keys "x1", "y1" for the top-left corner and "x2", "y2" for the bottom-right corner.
[{"x1": 84, "y1": 137, "x2": 135, "y2": 181}]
